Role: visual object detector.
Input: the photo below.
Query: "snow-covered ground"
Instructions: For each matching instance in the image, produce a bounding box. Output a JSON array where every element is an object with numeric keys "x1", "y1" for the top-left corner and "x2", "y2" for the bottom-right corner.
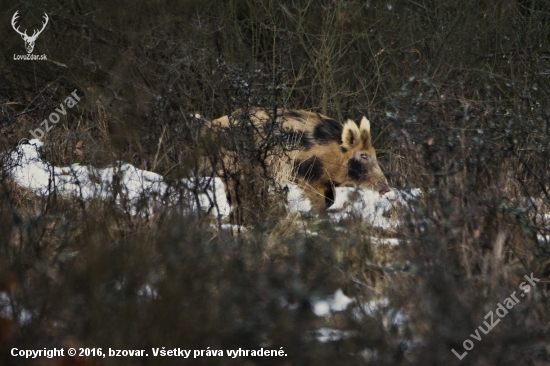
[
  {"x1": 312, "y1": 288, "x2": 355, "y2": 317},
  {"x1": 286, "y1": 182, "x2": 421, "y2": 229},
  {"x1": 310, "y1": 288, "x2": 406, "y2": 343},
  {"x1": 6, "y1": 139, "x2": 419, "y2": 229},
  {"x1": 7, "y1": 140, "x2": 231, "y2": 217}
]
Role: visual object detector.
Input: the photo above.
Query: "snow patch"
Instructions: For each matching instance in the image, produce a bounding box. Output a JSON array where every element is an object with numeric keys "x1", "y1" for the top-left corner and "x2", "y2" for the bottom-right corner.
[
  {"x1": 314, "y1": 327, "x2": 355, "y2": 343},
  {"x1": 312, "y1": 288, "x2": 355, "y2": 316},
  {"x1": 285, "y1": 183, "x2": 421, "y2": 229},
  {"x1": 6, "y1": 141, "x2": 421, "y2": 226},
  {"x1": 7, "y1": 140, "x2": 231, "y2": 217},
  {"x1": 220, "y1": 224, "x2": 247, "y2": 233},
  {"x1": 370, "y1": 236, "x2": 401, "y2": 246},
  {"x1": 0, "y1": 292, "x2": 33, "y2": 325},
  {"x1": 328, "y1": 187, "x2": 420, "y2": 229},
  {"x1": 285, "y1": 183, "x2": 312, "y2": 212}
]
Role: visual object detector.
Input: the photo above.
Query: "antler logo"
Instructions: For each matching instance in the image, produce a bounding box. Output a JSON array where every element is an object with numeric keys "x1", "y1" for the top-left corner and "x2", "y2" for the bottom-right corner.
[{"x1": 11, "y1": 11, "x2": 49, "y2": 54}]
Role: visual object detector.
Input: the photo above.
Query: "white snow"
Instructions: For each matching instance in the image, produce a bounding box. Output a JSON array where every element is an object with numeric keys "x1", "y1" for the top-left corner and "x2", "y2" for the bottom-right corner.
[
  {"x1": 312, "y1": 288, "x2": 355, "y2": 316},
  {"x1": 311, "y1": 292, "x2": 405, "y2": 333},
  {"x1": 314, "y1": 327, "x2": 355, "y2": 343},
  {"x1": 308, "y1": 292, "x2": 406, "y2": 343},
  {"x1": 285, "y1": 183, "x2": 421, "y2": 229},
  {"x1": 6, "y1": 140, "x2": 420, "y2": 227},
  {"x1": 285, "y1": 183, "x2": 312, "y2": 212},
  {"x1": 0, "y1": 292, "x2": 33, "y2": 325},
  {"x1": 328, "y1": 187, "x2": 421, "y2": 229},
  {"x1": 7, "y1": 140, "x2": 231, "y2": 217},
  {"x1": 219, "y1": 224, "x2": 247, "y2": 233},
  {"x1": 370, "y1": 236, "x2": 401, "y2": 246}
]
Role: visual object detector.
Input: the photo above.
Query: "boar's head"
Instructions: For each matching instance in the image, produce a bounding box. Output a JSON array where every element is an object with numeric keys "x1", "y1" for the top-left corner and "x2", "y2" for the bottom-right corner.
[{"x1": 340, "y1": 117, "x2": 390, "y2": 196}]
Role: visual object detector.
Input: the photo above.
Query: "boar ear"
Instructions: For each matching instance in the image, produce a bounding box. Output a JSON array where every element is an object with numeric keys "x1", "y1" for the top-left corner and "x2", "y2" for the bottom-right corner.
[
  {"x1": 359, "y1": 116, "x2": 372, "y2": 148},
  {"x1": 342, "y1": 119, "x2": 360, "y2": 149},
  {"x1": 360, "y1": 116, "x2": 370, "y2": 133}
]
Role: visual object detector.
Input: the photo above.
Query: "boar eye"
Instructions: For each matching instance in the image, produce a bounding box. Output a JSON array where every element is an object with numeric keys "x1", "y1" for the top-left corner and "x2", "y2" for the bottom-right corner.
[{"x1": 360, "y1": 153, "x2": 370, "y2": 162}]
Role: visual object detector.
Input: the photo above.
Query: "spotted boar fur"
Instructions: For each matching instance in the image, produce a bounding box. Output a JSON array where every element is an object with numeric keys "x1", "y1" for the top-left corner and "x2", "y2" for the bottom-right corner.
[{"x1": 211, "y1": 107, "x2": 389, "y2": 215}]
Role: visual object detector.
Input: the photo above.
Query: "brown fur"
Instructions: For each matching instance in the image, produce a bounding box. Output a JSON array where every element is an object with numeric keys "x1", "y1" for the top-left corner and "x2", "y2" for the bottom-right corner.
[{"x1": 210, "y1": 107, "x2": 389, "y2": 215}]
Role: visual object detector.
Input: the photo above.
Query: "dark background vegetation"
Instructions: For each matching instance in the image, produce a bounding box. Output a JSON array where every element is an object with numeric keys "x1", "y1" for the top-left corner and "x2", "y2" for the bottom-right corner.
[{"x1": 1, "y1": 0, "x2": 550, "y2": 365}]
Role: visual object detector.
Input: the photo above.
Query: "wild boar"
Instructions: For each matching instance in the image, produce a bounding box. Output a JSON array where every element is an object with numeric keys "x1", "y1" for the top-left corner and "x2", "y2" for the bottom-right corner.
[{"x1": 210, "y1": 107, "x2": 389, "y2": 215}]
